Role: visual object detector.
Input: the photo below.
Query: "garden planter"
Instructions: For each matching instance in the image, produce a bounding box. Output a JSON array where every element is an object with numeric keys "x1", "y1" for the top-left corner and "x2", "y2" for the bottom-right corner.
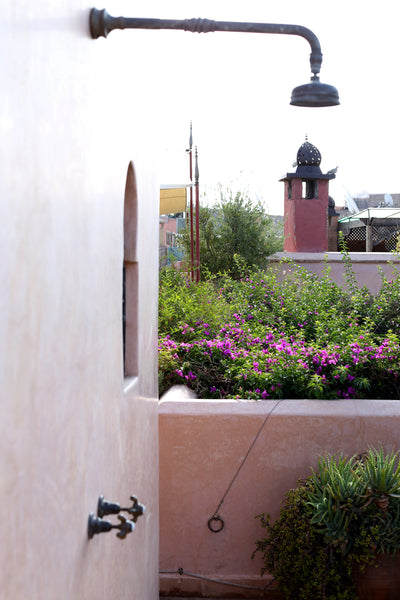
[{"x1": 354, "y1": 554, "x2": 400, "y2": 600}]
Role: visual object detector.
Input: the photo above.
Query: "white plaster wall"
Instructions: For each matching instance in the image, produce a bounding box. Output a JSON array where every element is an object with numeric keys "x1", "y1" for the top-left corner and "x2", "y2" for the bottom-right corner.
[{"x1": 1, "y1": 2, "x2": 159, "y2": 598}]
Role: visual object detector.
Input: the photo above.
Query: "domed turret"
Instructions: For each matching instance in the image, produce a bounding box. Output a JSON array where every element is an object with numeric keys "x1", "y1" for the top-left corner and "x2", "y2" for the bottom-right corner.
[
  {"x1": 280, "y1": 138, "x2": 338, "y2": 252},
  {"x1": 294, "y1": 138, "x2": 323, "y2": 178},
  {"x1": 328, "y1": 196, "x2": 338, "y2": 216},
  {"x1": 296, "y1": 139, "x2": 321, "y2": 167}
]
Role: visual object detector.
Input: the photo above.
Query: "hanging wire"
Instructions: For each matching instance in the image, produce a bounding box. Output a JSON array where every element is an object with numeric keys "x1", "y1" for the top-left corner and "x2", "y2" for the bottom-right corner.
[
  {"x1": 160, "y1": 402, "x2": 283, "y2": 596},
  {"x1": 209, "y1": 399, "x2": 282, "y2": 529}
]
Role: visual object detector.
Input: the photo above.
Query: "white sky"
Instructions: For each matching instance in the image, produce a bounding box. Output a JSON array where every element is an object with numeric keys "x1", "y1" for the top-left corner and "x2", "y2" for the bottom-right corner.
[{"x1": 120, "y1": 0, "x2": 400, "y2": 214}]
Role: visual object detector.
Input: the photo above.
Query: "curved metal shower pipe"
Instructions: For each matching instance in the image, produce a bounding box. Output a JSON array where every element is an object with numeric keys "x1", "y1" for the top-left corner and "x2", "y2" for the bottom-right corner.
[
  {"x1": 89, "y1": 9, "x2": 339, "y2": 107},
  {"x1": 90, "y1": 9, "x2": 323, "y2": 77}
]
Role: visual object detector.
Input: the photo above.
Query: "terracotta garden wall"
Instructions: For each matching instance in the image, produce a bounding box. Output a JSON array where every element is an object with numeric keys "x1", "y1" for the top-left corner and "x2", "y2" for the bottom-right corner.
[
  {"x1": 159, "y1": 392, "x2": 400, "y2": 598},
  {"x1": 269, "y1": 252, "x2": 400, "y2": 295}
]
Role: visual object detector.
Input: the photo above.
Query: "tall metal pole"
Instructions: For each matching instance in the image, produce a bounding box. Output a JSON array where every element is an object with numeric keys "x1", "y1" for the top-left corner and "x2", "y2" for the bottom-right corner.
[
  {"x1": 187, "y1": 122, "x2": 194, "y2": 281},
  {"x1": 195, "y1": 147, "x2": 200, "y2": 282}
]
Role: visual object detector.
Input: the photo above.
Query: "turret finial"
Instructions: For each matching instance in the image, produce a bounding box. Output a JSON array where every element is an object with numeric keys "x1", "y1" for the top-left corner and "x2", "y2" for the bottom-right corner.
[
  {"x1": 189, "y1": 121, "x2": 193, "y2": 150},
  {"x1": 195, "y1": 146, "x2": 199, "y2": 183}
]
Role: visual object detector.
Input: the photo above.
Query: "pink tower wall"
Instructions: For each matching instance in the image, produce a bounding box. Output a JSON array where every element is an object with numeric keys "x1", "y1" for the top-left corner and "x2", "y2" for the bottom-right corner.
[{"x1": 284, "y1": 179, "x2": 330, "y2": 252}]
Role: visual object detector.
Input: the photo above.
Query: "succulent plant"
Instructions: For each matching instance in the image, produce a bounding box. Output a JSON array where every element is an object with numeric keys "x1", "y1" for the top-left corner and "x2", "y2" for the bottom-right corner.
[{"x1": 254, "y1": 447, "x2": 400, "y2": 599}]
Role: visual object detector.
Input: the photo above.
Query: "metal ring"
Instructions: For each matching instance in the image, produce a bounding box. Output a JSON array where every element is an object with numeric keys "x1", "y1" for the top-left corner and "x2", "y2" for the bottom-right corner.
[{"x1": 207, "y1": 515, "x2": 224, "y2": 533}]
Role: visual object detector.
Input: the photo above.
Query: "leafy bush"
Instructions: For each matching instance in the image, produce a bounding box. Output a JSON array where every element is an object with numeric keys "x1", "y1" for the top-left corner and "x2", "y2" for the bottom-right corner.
[
  {"x1": 178, "y1": 187, "x2": 283, "y2": 278},
  {"x1": 253, "y1": 448, "x2": 400, "y2": 599},
  {"x1": 253, "y1": 483, "x2": 359, "y2": 599},
  {"x1": 158, "y1": 252, "x2": 400, "y2": 399},
  {"x1": 158, "y1": 266, "x2": 240, "y2": 341}
]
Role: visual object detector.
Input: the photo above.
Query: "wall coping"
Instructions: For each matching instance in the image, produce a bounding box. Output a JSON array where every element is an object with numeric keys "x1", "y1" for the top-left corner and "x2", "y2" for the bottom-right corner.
[
  {"x1": 159, "y1": 397, "x2": 400, "y2": 418},
  {"x1": 269, "y1": 251, "x2": 400, "y2": 264}
]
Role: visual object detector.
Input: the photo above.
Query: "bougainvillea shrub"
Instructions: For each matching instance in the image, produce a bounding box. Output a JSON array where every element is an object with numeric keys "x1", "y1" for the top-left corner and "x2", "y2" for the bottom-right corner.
[{"x1": 159, "y1": 253, "x2": 400, "y2": 400}]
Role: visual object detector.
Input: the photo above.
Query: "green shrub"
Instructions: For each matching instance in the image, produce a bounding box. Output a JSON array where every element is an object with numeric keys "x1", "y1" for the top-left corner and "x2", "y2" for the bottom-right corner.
[
  {"x1": 158, "y1": 248, "x2": 400, "y2": 399},
  {"x1": 253, "y1": 484, "x2": 359, "y2": 600},
  {"x1": 178, "y1": 187, "x2": 283, "y2": 278},
  {"x1": 253, "y1": 448, "x2": 400, "y2": 599}
]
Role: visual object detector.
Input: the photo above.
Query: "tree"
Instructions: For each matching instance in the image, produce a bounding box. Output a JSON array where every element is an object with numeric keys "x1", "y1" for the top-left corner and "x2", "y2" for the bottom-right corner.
[{"x1": 179, "y1": 187, "x2": 283, "y2": 278}]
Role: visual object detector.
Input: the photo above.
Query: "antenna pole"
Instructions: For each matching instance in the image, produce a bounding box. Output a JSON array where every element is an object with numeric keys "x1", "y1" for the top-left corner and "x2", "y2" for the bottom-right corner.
[
  {"x1": 195, "y1": 147, "x2": 200, "y2": 282},
  {"x1": 188, "y1": 122, "x2": 194, "y2": 281}
]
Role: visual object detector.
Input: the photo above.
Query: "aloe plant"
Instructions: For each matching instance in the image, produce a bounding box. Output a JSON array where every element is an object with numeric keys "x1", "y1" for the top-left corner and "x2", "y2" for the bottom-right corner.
[
  {"x1": 306, "y1": 449, "x2": 400, "y2": 555},
  {"x1": 360, "y1": 447, "x2": 400, "y2": 502},
  {"x1": 307, "y1": 454, "x2": 367, "y2": 553},
  {"x1": 254, "y1": 447, "x2": 400, "y2": 600}
]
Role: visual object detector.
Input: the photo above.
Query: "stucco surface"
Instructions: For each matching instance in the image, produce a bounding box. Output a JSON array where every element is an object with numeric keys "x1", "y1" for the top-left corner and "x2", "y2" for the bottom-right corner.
[
  {"x1": 159, "y1": 397, "x2": 400, "y2": 598},
  {"x1": 270, "y1": 252, "x2": 400, "y2": 294},
  {"x1": 283, "y1": 180, "x2": 330, "y2": 252},
  {"x1": 1, "y1": 3, "x2": 159, "y2": 598}
]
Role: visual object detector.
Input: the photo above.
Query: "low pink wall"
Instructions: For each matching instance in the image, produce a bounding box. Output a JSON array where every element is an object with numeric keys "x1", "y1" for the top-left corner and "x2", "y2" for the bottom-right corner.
[
  {"x1": 159, "y1": 394, "x2": 400, "y2": 598},
  {"x1": 269, "y1": 252, "x2": 400, "y2": 295}
]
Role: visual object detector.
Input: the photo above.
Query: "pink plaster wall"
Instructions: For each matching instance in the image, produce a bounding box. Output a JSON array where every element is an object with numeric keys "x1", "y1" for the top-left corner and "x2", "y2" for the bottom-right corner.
[
  {"x1": 160, "y1": 217, "x2": 180, "y2": 247},
  {"x1": 159, "y1": 396, "x2": 400, "y2": 598}
]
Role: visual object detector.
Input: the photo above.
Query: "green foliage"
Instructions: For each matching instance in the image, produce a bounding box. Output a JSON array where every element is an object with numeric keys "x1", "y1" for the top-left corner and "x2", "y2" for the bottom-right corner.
[
  {"x1": 158, "y1": 266, "x2": 242, "y2": 395},
  {"x1": 253, "y1": 483, "x2": 359, "y2": 600},
  {"x1": 372, "y1": 262, "x2": 400, "y2": 335},
  {"x1": 253, "y1": 448, "x2": 400, "y2": 599},
  {"x1": 361, "y1": 447, "x2": 400, "y2": 498},
  {"x1": 159, "y1": 248, "x2": 400, "y2": 398},
  {"x1": 179, "y1": 186, "x2": 283, "y2": 278},
  {"x1": 158, "y1": 266, "x2": 239, "y2": 340}
]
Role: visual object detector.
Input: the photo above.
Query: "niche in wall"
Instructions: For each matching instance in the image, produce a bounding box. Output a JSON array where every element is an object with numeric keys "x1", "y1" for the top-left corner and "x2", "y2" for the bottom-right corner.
[{"x1": 123, "y1": 162, "x2": 138, "y2": 378}]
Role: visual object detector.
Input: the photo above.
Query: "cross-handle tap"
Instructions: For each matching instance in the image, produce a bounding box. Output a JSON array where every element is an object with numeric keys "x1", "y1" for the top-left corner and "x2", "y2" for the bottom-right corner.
[
  {"x1": 97, "y1": 494, "x2": 145, "y2": 522},
  {"x1": 88, "y1": 513, "x2": 135, "y2": 540},
  {"x1": 115, "y1": 514, "x2": 135, "y2": 539},
  {"x1": 123, "y1": 496, "x2": 145, "y2": 522}
]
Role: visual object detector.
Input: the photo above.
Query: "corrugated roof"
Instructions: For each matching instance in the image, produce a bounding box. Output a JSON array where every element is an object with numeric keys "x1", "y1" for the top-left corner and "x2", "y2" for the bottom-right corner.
[{"x1": 339, "y1": 207, "x2": 400, "y2": 223}]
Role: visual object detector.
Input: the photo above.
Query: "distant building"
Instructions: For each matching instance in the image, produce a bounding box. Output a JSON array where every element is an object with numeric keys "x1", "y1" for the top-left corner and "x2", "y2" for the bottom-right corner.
[
  {"x1": 281, "y1": 140, "x2": 400, "y2": 252},
  {"x1": 280, "y1": 139, "x2": 337, "y2": 252},
  {"x1": 159, "y1": 214, "x2": 185, "y2": 266},
  {"x1": 338, "y1": 194, "x2": 400, "y2": 252}
]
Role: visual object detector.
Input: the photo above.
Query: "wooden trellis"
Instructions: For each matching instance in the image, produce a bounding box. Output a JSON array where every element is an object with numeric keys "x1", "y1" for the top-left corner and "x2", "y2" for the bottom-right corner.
[{"x1": 338, "y1": 219, "x2": 400, "y2": 252}]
